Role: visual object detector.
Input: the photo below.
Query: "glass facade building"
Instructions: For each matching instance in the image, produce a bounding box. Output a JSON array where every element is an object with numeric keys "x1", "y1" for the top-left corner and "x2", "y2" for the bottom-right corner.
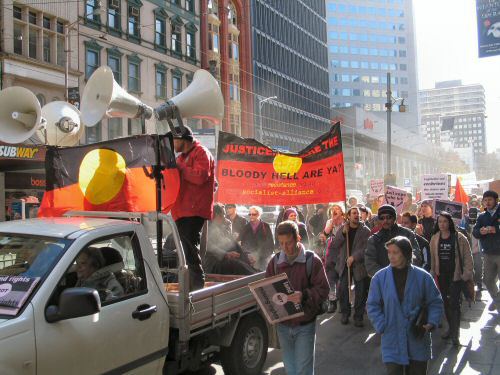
[
  {"x1": 251, "y1": 0, "x2": 331, "y2": 151},
  {"x1": 327, "y1": 0, "x2": 419, "y2": 131}
]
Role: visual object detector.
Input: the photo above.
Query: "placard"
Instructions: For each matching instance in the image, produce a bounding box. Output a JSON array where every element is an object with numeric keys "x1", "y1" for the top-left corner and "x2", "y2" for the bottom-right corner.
[
  {"x1": 422, "y1": 174, "x2": 449, "y2": 200},
  {"x1": 369, "y1": 179, "x2": 385, "y2": 199},
  {"x1": 0, "y1": 276, "x2": 40, "y2": 315},
  {"x1": 385, "y1": 186, "x2": 407, "y2": 214},
  {"x1": 248, "y1": 273, "x2": 304, "y2": 324},
  {"x1": 433, "y1": 199, "x2": 464, "y2": 225}
]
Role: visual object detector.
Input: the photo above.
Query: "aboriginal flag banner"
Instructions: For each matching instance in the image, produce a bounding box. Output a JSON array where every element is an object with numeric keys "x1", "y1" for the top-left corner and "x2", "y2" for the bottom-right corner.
[
  {"x1": 216, "y1": 123, "x2": 346, "y2": 205},
  {"x1": 39, "y1": 135, "x2": 180, "y2": 217}
]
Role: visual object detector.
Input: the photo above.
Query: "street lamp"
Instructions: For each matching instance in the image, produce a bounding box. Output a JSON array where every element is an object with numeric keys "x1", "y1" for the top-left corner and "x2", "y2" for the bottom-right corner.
[
  {"x1": 258, "y1": 95, "x2": 277, "y2": 143},
  {"x1": 385, "y1": 72, "x2": 406, "y2": 176}
]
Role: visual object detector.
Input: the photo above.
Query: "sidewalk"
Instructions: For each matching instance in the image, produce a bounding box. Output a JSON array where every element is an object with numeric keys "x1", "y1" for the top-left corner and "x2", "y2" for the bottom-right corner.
[{"x1": 429, "y1": 291, "x2": 500, "y2": 375}]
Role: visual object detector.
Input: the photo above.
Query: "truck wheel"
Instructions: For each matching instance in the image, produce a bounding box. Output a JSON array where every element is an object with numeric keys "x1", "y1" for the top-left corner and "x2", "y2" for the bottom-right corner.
[{"x1": 220, "y1": 314, "x2": 268, "y2": 375}]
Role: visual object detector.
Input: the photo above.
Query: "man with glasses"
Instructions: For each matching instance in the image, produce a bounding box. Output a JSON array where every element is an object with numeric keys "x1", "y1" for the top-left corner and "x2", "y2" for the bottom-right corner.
[{"x1": 365, "y1": 205, "x2": 422, "y2": 277}]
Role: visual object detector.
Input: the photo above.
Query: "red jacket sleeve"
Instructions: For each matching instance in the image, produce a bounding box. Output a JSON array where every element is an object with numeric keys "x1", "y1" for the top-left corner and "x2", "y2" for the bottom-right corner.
[{"x1": 178, "y1": 147, "x2": 213, "y2": 186}]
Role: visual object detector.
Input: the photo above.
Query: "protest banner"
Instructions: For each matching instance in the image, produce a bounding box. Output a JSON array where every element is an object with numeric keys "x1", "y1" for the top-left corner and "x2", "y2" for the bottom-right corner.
[
  {"x1": 216, "y1": 123, "x2": 346, "y2": 205},
  {"x1": 0, "y1": 276, "x2": 40, "y2": 315},
  {"x1": 433, "y1": 199, "x2": 464, "y2": 225},
  {"x1": 248, "y1": 273, "x2": 304, "y2": 324},
  {"x1": 385, "y1": 186, "x2": 407, "y2": 214},
  {"x1": 369, "y1": 179, "x2": 384, "y2": 199},
  {"x1": 422, "y1": 174, "x2": 449, "y2": 200}
]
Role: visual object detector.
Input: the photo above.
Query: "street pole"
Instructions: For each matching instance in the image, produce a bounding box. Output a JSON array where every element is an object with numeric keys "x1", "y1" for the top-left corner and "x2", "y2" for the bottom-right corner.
[
  {"x1": 386, "y1": 72, "x2": 392, "y2": 175},
  {"x1": 64, "y1": 24, "x2": 70, "y2": 101},
  {"x1": 352, "y1": 130, "x2": 357, "y2": 190}
]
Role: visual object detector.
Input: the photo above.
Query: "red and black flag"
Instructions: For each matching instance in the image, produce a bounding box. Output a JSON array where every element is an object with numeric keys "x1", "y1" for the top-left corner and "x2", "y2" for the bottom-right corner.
[
  {"x1": 216, "y1": 123, "x2": 346, "y2": 205},
  {"x1": 39, "y1": 135, "x2": 180, "y2": 217}
]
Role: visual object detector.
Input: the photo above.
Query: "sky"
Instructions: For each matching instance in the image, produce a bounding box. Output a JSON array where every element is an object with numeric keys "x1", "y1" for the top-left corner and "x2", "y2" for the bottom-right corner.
[{"x1": 413, "y1": 0, "x2": 500, "y2": 153}]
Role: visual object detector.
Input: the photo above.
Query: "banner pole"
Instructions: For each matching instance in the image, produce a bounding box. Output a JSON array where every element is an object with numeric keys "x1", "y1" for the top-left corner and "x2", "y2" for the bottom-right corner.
[{"x1": 155, "y1": 135, "x2": 164, "y2": 268}]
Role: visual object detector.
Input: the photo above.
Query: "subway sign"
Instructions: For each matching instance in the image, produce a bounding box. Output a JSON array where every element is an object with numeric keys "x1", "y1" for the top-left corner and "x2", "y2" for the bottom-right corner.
[{"x1": 0, "y1": 144, "x2": 45, "y2": 160}]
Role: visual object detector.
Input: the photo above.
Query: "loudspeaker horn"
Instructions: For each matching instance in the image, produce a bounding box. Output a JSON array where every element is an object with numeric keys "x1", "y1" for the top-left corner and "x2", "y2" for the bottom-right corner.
[
  {"x1": 155, "y1": 69, "x2": 224, "y2": 124},
  {"x1": 0, "y1": 86, "x2": 43, "y2": 144},
  {"x1": 39, "y1": 101, "x2": 83, "y2": 146},
  {"x1": 80, "y1": 65, "x2": 153, "y2": 127}
]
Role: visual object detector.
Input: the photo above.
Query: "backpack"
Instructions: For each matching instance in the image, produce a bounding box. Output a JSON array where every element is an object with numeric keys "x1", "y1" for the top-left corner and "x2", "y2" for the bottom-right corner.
[{"x1": 272, "y1": 250, "x2": 328, "y2": 315}]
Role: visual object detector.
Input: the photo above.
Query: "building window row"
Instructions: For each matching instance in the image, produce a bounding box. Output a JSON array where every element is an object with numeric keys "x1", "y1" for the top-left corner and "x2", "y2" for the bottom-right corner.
[
  {"x1": 328, "y1": 17, "x2": 405, "y2": 30},
  {"x1": 330, "y1": 45, "x2": 404, "y2": 58},
  {"x1": 331, "y1": 73, "x2": 404, "y2": 85},
  {"x1": 329, "y1": 31, "x2": 406, "y2": 44},
  {"x1": 331, "y1": 59, "x2": 399, "y2": 72},
  {"x1": 327, "y1": 2, "x2": 405, "y2": 17},
  {"x1": 83, "y1": 0, "x2": 198, "y2": 62},
  {"x1": 13, "y1": 5, "x2": 66, "y2": 66}
]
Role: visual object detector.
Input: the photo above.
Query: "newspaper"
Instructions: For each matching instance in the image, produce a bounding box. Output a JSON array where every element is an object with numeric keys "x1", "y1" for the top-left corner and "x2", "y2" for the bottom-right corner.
[
  {"x1": 0, "y1": 276, "x2": 40, "y2": 315},
  {"x1": 249, "y1": 273, "x2": 304, "y2": 324}
]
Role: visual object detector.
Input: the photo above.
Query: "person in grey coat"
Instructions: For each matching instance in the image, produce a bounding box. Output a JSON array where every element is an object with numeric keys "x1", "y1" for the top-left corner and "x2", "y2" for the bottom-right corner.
[
  {"x1": 328, "y1": 206, "x2": 372, "y2": 326},
  {"x1": 75, "y1": 247, "x2": 124, "y2": 302},
  {"x1": 365, "y1": 205, "x2": 422, "y2": 278}
]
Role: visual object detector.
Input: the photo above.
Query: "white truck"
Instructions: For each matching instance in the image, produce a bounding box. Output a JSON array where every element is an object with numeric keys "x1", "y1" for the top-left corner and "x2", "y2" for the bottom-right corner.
[{"x1": 0, "y1": 212, "x2": 271, "y2": 374}]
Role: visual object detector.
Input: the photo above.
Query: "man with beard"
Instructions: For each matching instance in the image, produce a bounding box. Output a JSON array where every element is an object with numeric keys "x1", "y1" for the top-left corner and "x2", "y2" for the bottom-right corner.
[
  {"x1": 365, "y1": 205, "x2": 422, "y2": 277},
  {"x1": 225, "y1": 204, "x2": 248, "y2": 240}
]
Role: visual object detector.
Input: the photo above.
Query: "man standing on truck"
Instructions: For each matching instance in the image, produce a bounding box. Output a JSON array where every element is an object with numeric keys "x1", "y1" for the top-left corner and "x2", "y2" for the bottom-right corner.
[
  {"x1": 266, "y1": 221, "x2": 329, "y2": 375},
  {"x1": 169, "y1": 125, "x2": 215, "y2": 291}
]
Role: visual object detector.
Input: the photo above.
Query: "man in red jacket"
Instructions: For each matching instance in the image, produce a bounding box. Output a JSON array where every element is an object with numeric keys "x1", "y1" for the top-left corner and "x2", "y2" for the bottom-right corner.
[{"x1": 170, "y1": 125, "x2": 215, "y2": 291}]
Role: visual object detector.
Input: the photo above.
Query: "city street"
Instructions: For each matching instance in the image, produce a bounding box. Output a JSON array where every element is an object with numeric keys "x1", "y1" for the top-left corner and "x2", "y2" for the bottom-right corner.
[{"x1": 198, "y1": 292, "x2": 499, "y2": 375}]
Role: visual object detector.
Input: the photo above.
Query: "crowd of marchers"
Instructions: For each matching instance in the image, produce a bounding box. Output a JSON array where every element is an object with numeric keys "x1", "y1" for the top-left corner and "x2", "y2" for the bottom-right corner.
[{"x1": 166, "y1": 127, "x2": 499, "y2": 375}]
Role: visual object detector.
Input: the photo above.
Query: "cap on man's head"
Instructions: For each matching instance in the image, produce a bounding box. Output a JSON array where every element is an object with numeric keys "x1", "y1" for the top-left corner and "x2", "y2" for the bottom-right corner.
[
  {"x1": 378, "y1": 204, "x2": 397, "y2": 218},
  {"x1": 170, "y1": 125, "x2": 194, "y2": 142},
  {"x1": 483, "y1": 190, "x2": 499, "y2": 200}
]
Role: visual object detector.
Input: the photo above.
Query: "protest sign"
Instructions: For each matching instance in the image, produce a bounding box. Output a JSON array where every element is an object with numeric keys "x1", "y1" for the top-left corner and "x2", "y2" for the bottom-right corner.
[
  {"x1": 0, "y1": 276, "x2": 40, "y2": 315},
  {"x1": 369, "y1": 179, "x2": 384, "y2": 199},
  {"x1": 433, "y1": 199, "x2": 464, "y2": 225},
  {"x1": 422, "y1": 174, "x2": 449, "y2": 200},
  {"x1": 216, "y1": 123, "x2": 346, "y2": 205},
  {"x1": 385, "y1": 186, "x2": 407, "y2": 214},
  {"x1": 248, "y1": 273, "x2": 304, "y2": 324}
]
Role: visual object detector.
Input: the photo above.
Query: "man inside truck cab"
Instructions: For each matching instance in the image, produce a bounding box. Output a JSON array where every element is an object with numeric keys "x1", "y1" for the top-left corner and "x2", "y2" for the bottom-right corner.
[{"x1": 169, "y1": 125, "x2": 216, "y2": 291}]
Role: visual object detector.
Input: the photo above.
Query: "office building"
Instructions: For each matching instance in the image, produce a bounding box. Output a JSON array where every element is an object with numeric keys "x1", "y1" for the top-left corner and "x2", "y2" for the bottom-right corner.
[{"x1": 326, "y1": 0, "x2": 419, "y2": 131}]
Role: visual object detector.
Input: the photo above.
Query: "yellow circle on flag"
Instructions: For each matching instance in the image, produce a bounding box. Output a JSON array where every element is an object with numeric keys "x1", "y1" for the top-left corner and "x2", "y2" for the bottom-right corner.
[
  {"x1": 273, "y1": 154, "x2": 302, "y2": 174},
  {"x1": 78, "y1": 149, "x2": 127, "y2": 205}
]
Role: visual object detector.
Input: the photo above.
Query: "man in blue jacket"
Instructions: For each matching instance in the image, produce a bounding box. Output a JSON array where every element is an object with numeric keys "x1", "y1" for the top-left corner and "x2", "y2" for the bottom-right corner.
[{"x1": 473, "y1": 190, "x2": 500, "y2": 312}]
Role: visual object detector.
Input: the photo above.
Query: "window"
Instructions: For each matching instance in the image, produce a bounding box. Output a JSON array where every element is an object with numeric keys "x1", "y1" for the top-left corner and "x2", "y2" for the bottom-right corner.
[
  {"x1": 86, "y1": 0, "x2": 100, "y2": 22},
  {"x1": 186, "y1": 31, "x2": 196, "y2": 59},
  {"x1": 86, "y1": 121, "x2": 102, "y2": 143},
  {"x1": 57, "y1": 36, "x2": 65, "y2": 66},
  {"x1": 108, "y1": 55, "x2": 121, "y2": 84},
  {"x1": 400, "y1": 64, "x2": 407, "y2": 71},
  {"x1": 155, "y1": 69, "x2": 166, "y2": 98},
  {"x1": 14, "y1": 24, "x2": 23, "y2": 54},
  {"x1": 29, "y1": 12, "x2": 37, "y2": 25},
  {"x1": 14, "y1": 6, "x2": 22, "y2": 20},
  {"x1": 43, "y1": 35, "x2": 51, "y2": 62},
  {"x1": 128, "y1": 61, "x2": 140, "y2": 92},
  {"x1": 108, "y1": 118, "x2": 123, "y2": 139},
  {"x1": 171, "y1": 22, "x2": 182, "y2": 53},
  {"x1": 29, "y1": 28, "x2": 38, "y2": 59},
  {"x1": 57, "y1": 21, "x2": 64, "y2": 34},
  {"x1": 172, "y1": 75, "x2": 182, "y2": 97},
  {"x1": 108, "y1": 0, "x2": 120, "y2": 30},
  {"x1": 43, "y1": 16, "x2": 51, "y2": 29},
  {"x1": 398, "y1": 36, "x2": 406, "y2": 44},
  {"x1": 185, "y1": 0, "x2": 194, "y2": 12},
  {"x1": 128, "y1": 118, "x2": 144, "y2": 135},
  {"x1": 86, "y1": 49, "x2": 99, "y2": 78},
  {"x1": 155, "y1": 18, "x2": 166, "y2": 48},
  {"x1": 399, "y1": 50, "x2": 407, "y2": 58},
  {"x1": 59, "y1": 234, "x2": 146, "y2": 305},
  {"x1": 128, "y1": 6, "x2": 140, "y2": 37}
]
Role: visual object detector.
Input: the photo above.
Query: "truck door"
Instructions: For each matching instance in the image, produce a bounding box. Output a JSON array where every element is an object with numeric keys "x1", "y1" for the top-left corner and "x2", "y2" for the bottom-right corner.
[{"x1": 34, "y1": 232, "x2": 169, "y2": 375}]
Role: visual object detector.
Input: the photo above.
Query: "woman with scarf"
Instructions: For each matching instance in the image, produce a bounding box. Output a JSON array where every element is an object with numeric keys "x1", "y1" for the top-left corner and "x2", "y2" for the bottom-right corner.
[{"x1": 238, "y1": 206, "x2": 275, "y2": 271}]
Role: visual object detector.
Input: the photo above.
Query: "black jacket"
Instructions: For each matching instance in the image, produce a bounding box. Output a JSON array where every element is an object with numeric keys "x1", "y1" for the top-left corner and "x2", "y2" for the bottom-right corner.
[
  {"x1": 418, "y1": 217, "x2": 435, "y2": 243},
  {"x1": 365, "y1": 224, "x2": 422, "y2": 277},
  {"x1": 415, "y1": 233, "x2": 431, "y2": 272},
  {"x1": 472, "y1": 205, "x2": 500, "y2": 255},
  {"x1": 227, "y1": 214, "x2": 248, "y2": 238}
]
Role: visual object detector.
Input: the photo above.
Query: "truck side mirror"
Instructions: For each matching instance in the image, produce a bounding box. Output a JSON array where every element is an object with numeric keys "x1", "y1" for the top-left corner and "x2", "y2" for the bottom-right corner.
[{"x1": 46, "y1": 287, "x2": 101, "y2": 323}]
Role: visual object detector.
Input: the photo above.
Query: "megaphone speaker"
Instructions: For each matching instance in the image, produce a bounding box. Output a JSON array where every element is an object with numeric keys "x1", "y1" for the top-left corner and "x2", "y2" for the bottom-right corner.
[
  {"x1": 80, "y1": 66, "x2": 153, "y2": 127},
  {"x1": 155, "y1": 69, "x2": 224, "y2": 124},
  {"x1": 39, "y1": 101, "x2": 83, "y2": 146},
  {"x1": 0, "y1": 86, "x2": 43, "y2": 144}
]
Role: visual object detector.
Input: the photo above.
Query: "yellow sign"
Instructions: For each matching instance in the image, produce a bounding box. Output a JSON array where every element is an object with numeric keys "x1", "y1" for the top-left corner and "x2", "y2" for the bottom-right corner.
[{"x1": 273, "y1": 154, "x2": 302, "y2": 174}]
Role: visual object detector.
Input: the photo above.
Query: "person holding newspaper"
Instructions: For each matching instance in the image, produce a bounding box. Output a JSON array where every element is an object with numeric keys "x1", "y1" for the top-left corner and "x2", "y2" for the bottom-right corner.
[{"x1": 265, "y1": 220, "x2": 329, "y2": 375}]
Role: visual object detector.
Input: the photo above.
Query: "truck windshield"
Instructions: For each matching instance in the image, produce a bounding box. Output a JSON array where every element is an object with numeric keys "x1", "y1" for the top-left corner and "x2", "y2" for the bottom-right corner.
[{"x1": 0, "y1": 234, "x2": 71, "y2": 316}]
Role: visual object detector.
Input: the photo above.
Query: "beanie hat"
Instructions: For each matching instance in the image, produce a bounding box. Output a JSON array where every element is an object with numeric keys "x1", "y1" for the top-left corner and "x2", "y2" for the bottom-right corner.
[
  {"x1": 378, "y1": 204, "x2": 396, "y2": 218},
  {"x1": 170, "y1": 125, "x2": 194, "y2": 142},
  {"x1": 483, "y1": 190, "x2": 499, "y2": 200},
  {"x1": 284, "y1": 208, "x2": 298, "y2": 220}
]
